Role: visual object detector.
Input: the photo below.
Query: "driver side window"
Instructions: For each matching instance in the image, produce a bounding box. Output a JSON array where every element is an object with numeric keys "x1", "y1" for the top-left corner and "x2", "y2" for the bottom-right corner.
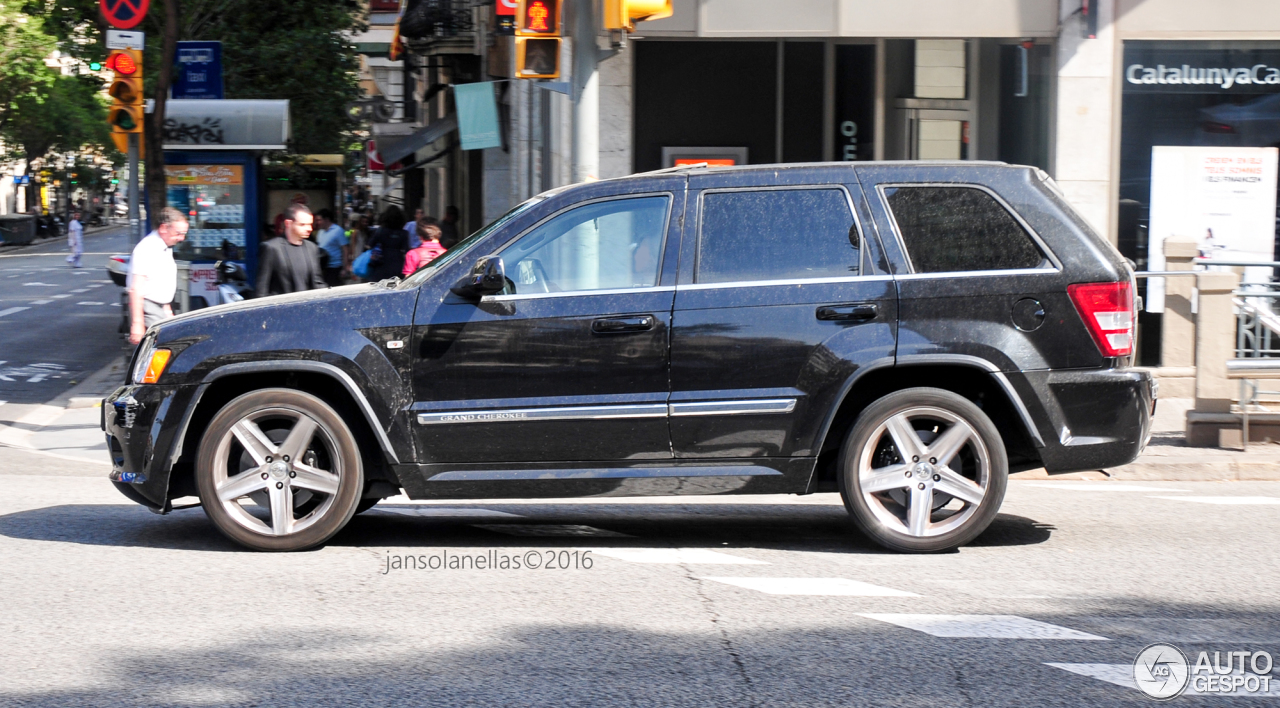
[{"x1": 502, "y1": 195, "x2": 671, "y2": 295}]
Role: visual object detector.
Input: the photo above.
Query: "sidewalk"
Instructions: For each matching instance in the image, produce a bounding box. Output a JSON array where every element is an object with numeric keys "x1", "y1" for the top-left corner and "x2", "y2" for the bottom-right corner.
[{"x1": 0, "y1": 220, "x2": 125, "y2": 252}]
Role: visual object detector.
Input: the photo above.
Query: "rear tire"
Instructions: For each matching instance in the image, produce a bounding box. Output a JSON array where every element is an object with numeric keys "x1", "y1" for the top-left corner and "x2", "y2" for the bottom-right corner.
[
  {"x1": 839, "y1": 387, "x2": 1007, "y2": 553},
  {"x1": 195, "y1": 388, "x2": 363, "y2": 551}
]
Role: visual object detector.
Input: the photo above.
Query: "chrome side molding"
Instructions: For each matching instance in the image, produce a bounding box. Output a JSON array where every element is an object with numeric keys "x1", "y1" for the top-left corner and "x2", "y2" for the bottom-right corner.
[{"x1": 415, "y1": 398, "x2": 799, "y2": 425}]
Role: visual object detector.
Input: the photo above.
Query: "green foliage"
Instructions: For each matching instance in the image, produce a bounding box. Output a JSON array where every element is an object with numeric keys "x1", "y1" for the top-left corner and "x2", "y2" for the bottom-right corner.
[
  {"x1": 0, "y1": 0, "x2": 59, "y2": 134},
  {"x1": 2, "y1": 73, "x2": 112, "y2": 165},
  {"x1": 24, "y1": 0, "x2": 366, "y2": 155}
]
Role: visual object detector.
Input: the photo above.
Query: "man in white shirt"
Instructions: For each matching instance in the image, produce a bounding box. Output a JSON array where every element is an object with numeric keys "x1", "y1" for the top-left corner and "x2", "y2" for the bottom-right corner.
[
  {"x1": 65, "y1": 211, "x2": 83, "y2": 268},
  {"x1": 128, "y1": 207, "x2": 188, "y2": 345}
]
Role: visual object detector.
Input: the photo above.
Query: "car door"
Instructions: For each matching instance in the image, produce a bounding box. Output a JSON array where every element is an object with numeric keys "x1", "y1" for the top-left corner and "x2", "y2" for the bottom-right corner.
[
  {"x1": 410, "y1": 181, "x2": 683, "y2": 464},
  {"x1": 669, "y1": 170, "x2": 898, "y2": 465}
]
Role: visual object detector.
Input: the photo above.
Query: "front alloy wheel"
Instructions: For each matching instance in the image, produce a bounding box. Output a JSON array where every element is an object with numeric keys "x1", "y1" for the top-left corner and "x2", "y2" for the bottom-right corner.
[
  {"x1": 840, "y1": 387, "x2": 1007, "y2": 552},
  {"x1": 196, "y1": 389, "x2": 363, "y2": 551}
]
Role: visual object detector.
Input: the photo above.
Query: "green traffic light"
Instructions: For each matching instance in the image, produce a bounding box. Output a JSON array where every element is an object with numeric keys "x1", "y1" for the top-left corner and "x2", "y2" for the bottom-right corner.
[
  {"x1": 89, "y1": 62, "x2": 103, "y2": 71},
  {"x1": 110, "y1": 179, "x2": 119, "y2": 184},
  {"x1": 112, "y1": 112, "x2": 137, "y2": 130}
]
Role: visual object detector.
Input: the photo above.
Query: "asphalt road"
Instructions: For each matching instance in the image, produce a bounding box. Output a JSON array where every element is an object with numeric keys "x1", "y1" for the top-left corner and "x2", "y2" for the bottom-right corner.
[
  {"x1": 0, "y1": 225, "x2": 133, "y2": 406},
  {"x1": 1, "y1": 469, "x2": 1277, "y2": 706}
]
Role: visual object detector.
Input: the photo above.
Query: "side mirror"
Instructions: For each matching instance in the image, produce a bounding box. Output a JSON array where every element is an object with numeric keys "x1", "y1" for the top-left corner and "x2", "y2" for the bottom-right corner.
[{"x1": 450, "y1": 255, "x2": 507, "y2": 299}]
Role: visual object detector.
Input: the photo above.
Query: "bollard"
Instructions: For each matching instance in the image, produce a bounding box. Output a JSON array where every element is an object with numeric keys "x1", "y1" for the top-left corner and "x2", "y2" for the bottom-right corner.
[
  {"x1": 1161, "y1": 237, "x2": 1198, "y2": 370},
  {"x1": 1193, "y1": 270, "x2": 1241, "y2": 414}
]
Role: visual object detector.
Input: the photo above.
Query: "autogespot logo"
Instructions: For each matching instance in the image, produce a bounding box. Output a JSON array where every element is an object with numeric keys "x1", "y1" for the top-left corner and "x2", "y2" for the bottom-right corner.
[{"x1": 1134, "y1": 643, "x2": 1191, "y2": 700}]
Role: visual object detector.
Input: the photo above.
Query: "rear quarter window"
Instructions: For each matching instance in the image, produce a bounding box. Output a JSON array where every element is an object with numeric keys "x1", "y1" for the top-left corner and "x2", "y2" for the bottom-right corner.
[
  {"x1": 697, "y1": 188, "x2": 859, "y2": 283},
  {"x1": 883, "y1": 186, "x2": 1050, "y2": 273}
]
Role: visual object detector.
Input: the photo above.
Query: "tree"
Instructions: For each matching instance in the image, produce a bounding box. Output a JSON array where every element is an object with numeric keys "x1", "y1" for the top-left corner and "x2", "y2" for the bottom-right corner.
[
  {"x1": 3, "y1": 73, "x2": 112, "y2": 210},
  {"x1": 0, "y1": 1, "x2": 57, "y2": 135},
  {"x1": 25, "y1": 0, "x2": 365, "y2": 217}
]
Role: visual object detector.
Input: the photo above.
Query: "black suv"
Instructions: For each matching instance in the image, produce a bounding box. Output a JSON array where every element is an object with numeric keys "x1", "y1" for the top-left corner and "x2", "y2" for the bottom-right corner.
[{"x1": 105, "y1": 162, "x2": 1154, "y2": 553}]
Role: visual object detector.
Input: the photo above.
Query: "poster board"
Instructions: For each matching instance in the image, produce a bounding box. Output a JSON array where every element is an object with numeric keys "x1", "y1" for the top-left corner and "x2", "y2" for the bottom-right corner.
[{"x1": 1146, "y1": 146, "x2": 1278, "y2": 312}]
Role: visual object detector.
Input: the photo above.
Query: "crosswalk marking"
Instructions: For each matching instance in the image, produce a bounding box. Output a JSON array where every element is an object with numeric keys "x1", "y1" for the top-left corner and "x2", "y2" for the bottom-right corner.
[
  {"x1": 858, "y1": 614, "x2": 1109, "y2": 640},
  {"x1": 76, "y1": 302, "x2": 105, "y2": 306},
  {"x1": 592, "y1": 548, "x2": 767, "y2": 564},
  {"x1": 29, "y1": 300, "x2": 52, "y2": 305},
  {"x1": 703, "y1": 577, "x2": 918, "y2": 596},
  {"x1": 1153, "y1": 496, "x2": 1280, "y2": 505},
  {"x1": 0, "y1": 307, "x2": 30, "y2": 319},
  {"x1": 52, "y1": 294, "x2": 70, "y2": 299},
  {"x1": 70, "y1": 288, "x2": 89, "y2": 294},
  {"x1": 475, "y1": 524, "x2": 632, "y2": 538},
  {"x1": 1022, "y1": 482, "x2": 1190, "y2": 493},
  {"x1": 1048, "y1": 663, "x2": 1280, "y2": 697}
]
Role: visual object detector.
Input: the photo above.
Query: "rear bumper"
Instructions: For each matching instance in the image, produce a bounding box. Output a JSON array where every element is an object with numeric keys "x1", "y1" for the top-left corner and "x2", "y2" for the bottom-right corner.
[{"x1": 1010, "y1": 368, "x2": 1155, "y2": 473}]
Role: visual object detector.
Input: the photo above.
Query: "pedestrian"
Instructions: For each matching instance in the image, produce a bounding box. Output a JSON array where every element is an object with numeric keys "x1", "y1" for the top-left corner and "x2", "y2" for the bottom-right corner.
[
  {"x1": 315, "y1": 208, "x2": 350, "y2": 286},
  {"x1": 439, "y1": 205, "x2": 460, "y2": 249},
  {"x1": 255, "y1": 202, "x2": 326, "y2": 297},
  {"x1": 65, "y1": 210, "x2": 83, "y2": 268},
  {"x1": 403, "y1": 222, "x2": 447, "y2": 276},
  {"x1": 364, "y1": 206, "x2": 409, "y2": 282},
  {"x1": 127, "y1": 207, "x2": 188, "y2": 345},
  {"x1": 406, "y1": 207, "x2": 425, "y2": 249},
  {"x1": 273, "y1": 193, "x2": 309, "y2": 237},
  {"x1": 347, "y1": 214, "x2": 369, "y2": 261}
]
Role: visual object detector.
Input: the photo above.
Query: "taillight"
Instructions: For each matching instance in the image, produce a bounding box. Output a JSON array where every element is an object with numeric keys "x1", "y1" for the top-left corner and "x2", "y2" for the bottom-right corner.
[{"x1": 1068, "y1": 281, "x2": 1134, "y2": 357}]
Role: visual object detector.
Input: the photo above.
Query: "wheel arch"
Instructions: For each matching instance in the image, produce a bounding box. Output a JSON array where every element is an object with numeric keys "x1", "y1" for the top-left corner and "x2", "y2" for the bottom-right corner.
[
  {"x1": 809, "y1": 356, "x2": 1045, "y2": 490},
  {"x1": 166, "y1": 361, "x2": 402, "y2": 501}
]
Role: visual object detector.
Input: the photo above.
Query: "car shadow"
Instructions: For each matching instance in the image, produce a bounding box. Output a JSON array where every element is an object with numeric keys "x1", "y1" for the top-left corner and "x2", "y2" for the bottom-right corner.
[{"x1": 0, "y1": 501, "x2": 1054, "y2": 553}]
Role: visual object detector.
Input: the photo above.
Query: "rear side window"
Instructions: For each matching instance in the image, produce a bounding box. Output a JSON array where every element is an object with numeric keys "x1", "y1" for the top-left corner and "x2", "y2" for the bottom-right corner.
[
  {"x1": 883, "y1": 186, "x2": 1049, "y2": 273},
  {"x1": 697, "y1": 188, "x2": 859, "y2": 283}
]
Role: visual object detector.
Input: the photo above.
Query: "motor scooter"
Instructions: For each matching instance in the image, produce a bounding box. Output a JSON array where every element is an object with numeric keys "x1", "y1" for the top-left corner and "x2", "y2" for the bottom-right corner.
[{"x1": 212, "y1": 260, "x2": 254, "y2": 305}]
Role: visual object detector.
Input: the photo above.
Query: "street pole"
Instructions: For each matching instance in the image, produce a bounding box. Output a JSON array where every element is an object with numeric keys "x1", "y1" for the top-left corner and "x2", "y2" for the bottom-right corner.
[
  {"x1": 127, "y1": 132, "x2": 140, "y2": 244},
  {"x1": 571, "y1": 0, "x2": 599, "y2": 183}
]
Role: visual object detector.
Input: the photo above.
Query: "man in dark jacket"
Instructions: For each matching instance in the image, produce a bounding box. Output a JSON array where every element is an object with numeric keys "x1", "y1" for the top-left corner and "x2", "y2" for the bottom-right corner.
[{"x1": 256, "y1": 203, "x2": 326, "y2": 297}]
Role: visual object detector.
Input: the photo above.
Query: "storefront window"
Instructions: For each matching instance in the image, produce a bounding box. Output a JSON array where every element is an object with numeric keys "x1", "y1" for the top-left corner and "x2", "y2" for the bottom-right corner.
[
  {"x1": 1119, "y1": 41, "x2": 1280, "y2": 364},
  {"x1": 166, "y1": 164, "x2": 246, "y2": 260}
]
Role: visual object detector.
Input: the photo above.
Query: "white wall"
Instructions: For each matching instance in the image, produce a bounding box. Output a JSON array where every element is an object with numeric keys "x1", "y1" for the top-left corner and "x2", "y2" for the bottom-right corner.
[{"x1": 1054, "y1": 0, "x2": 1119, "y2": 239}]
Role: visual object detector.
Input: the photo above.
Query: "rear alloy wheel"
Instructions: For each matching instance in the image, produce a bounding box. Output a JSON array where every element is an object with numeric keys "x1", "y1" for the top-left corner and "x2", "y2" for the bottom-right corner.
[
  {"x1": 839, "y1": 388, "x2": 1007, "y2": 553},
  {"x1": 196, "y1": 389, "x2": 363, "y2": 551}
]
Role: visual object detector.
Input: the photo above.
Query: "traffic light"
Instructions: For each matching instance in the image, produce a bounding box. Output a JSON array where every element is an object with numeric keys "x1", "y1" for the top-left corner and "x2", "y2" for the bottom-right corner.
[
  {"x1": 603, "y1": 0, "x2": 672, "y2": 32},
  {"x1": 515, "y1": 0, "x2": 561, "y2": 79},
  {"x1": 106, "y1": 49, "x2": 144, "y2": 155}
]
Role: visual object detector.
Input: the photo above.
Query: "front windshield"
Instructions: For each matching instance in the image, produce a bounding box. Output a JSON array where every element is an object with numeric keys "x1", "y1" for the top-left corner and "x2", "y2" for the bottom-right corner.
[{"x1": 398, "y1": 197, "x2": 544, "y2": 289}]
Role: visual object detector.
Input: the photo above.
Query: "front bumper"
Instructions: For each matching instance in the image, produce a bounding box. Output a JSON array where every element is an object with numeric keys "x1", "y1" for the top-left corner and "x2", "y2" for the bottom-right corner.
[
  {"x1": 1010, "y1": 367, "x2": 1155, "y2": 474},
  {"x1": 103, "y1": 383, "x2": 202, "y2": 509}
]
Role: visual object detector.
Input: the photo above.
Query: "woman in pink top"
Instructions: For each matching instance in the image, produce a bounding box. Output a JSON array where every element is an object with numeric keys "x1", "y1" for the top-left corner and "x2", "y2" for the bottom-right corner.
[{"x1": 402, "y1": 221, "x2": 447, "y2": 276}]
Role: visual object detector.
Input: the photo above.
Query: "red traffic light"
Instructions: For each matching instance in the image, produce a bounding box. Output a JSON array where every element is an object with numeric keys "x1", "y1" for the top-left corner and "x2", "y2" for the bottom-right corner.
[
  {"x1": 518, "y1": 0, "x2": 559, "y2": 35},
  {"x1": 106, "y1": 51, "x2": 138, "y2": 75}
]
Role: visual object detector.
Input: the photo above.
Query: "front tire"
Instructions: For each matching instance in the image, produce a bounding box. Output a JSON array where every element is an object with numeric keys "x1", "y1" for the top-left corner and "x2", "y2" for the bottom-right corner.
[
  {"x1": 196, "y1": 388, "x2": 364, "y2": 551},
  {"x1": 839, "y1": 388, "x2": 1007, "y2": 553}
]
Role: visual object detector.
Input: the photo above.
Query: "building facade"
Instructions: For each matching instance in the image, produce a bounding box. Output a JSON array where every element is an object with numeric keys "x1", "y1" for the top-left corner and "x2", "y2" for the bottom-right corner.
[{"x1": 390, "y1": 0, "x2": 1280, "y2": 283}]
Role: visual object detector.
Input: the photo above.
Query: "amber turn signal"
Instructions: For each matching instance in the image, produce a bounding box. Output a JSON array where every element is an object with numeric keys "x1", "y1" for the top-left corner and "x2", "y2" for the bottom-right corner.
[{"x1": 142, "y1": 349, "x2": 172, "y2": 385}]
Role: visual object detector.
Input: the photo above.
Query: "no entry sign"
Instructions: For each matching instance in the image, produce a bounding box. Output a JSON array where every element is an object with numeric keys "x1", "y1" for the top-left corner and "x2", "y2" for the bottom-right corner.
[{"x1": 100, "y1": 0, "x2": 150, "y2": 30}]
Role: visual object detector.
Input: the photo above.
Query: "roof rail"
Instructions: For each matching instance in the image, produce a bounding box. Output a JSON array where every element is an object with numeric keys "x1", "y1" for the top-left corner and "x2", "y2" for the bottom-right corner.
[{"x1": 632, "y1": 162, "x2": 708, "y2": 177}]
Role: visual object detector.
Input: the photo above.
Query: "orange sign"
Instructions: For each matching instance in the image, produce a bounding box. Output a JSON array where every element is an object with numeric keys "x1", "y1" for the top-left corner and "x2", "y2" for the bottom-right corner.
[
  {"x1": 166, "y1": 164, "x2": 244, "y2": 185},
  {"x1": 675, "y1": 158, "x2": 736, "y2": 166}
]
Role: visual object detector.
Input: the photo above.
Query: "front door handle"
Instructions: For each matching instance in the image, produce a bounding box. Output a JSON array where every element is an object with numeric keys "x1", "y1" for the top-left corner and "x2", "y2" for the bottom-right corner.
[
  {"x1": 592, "y1": 315, "x2": 655, "y2": 334},
  {"x1": 816, "y1": 303, "x2": 878, "y2": 322}
]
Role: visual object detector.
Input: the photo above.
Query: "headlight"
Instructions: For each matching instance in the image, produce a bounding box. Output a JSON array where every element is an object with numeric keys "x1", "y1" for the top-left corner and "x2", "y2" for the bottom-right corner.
[{"x1": 131, "y1": 336, "x2": 172, "y2": 385}]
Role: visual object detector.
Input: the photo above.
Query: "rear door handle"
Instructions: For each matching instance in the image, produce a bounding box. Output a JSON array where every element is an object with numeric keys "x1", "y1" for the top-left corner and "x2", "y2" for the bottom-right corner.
[
  {"x1": 816, "y1": 303, "x2": 878, "y2": 322},
  {"x1": 592, "y1": 315, "x2": 655, "y2": 334}
]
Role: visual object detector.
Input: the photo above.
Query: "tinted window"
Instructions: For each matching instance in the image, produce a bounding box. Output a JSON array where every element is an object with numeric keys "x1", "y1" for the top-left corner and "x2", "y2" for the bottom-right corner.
[
  {"x1": 502, "y1": 196, "x2": 669, "y2": 294},
  {"x1": 698, "y1": 189, "x2": 859, "y2": 283},
  {"x1": 884, "y1": 186, "x2": 1048, "y2": 273}
]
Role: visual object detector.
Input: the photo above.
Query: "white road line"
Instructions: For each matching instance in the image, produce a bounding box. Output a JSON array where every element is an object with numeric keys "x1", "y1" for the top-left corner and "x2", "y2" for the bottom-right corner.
[
  {"x1": 473, "y1": 524, "x2": 632, "y2": 538},
  {"x1": 592, "y1": 548, "x2": 768, "y2": 564},
  {"x1": 52, "y1": 294, "x2": 70, "y2": 299},
  {"x1": 23, "y1": 283, "x2": 56, "y2": 287},
  {"x1": 1047, "y1": 663, "x2": 1280, "y2": 697},
  {"x1": 1021, "y1": 482, "x2": 1190, "y2": 493},
  {"x1": 703, "y1": 577, "x2": 918, "y2": 596},
  {"x1": 69, "y1": 288, "x2": 89, "y2": 293},
  {"x1": 858, "y1": 614, "x2": 1109, "y2": 640},
  {"x1": 0, "y1": 404, "x2": 65, "y2": 448},
  {"x1": 0, "y1": 400, "x2": 7, "y2": 407},
  {"x1": 377, "y1": 507, "x2": 522, "y2": 519},
  {"x1": 76, "y1": 302, "x2": 105, "y2": 306},
  {"x1": 86, "y1": 283, "x2": 104, "y2": 288},
  {"x1": 1152, "y1": 496, "x2": 1280, "y2": 505},
  {"x1": 29, "y1": 300, "x2": 52, "y2": 305},
  {"x1": 0, "y1": 307, "x2": 30, "y2": 319}
]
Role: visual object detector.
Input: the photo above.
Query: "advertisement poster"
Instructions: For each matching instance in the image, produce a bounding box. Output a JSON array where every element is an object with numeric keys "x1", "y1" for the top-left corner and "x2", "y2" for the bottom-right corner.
[
  {"x1": 165, "y1": 164, "x2": 243, "y2": 185},
  {"x1": 1146, "y1": 146, "x2": 1278, "y2": 312}
]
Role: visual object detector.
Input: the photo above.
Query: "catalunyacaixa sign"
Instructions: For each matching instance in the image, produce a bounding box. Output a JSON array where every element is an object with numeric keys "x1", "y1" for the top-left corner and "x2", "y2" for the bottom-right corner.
[{"x1": 1124, "y1": 42, "x2": 1280, "y2": 93}]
